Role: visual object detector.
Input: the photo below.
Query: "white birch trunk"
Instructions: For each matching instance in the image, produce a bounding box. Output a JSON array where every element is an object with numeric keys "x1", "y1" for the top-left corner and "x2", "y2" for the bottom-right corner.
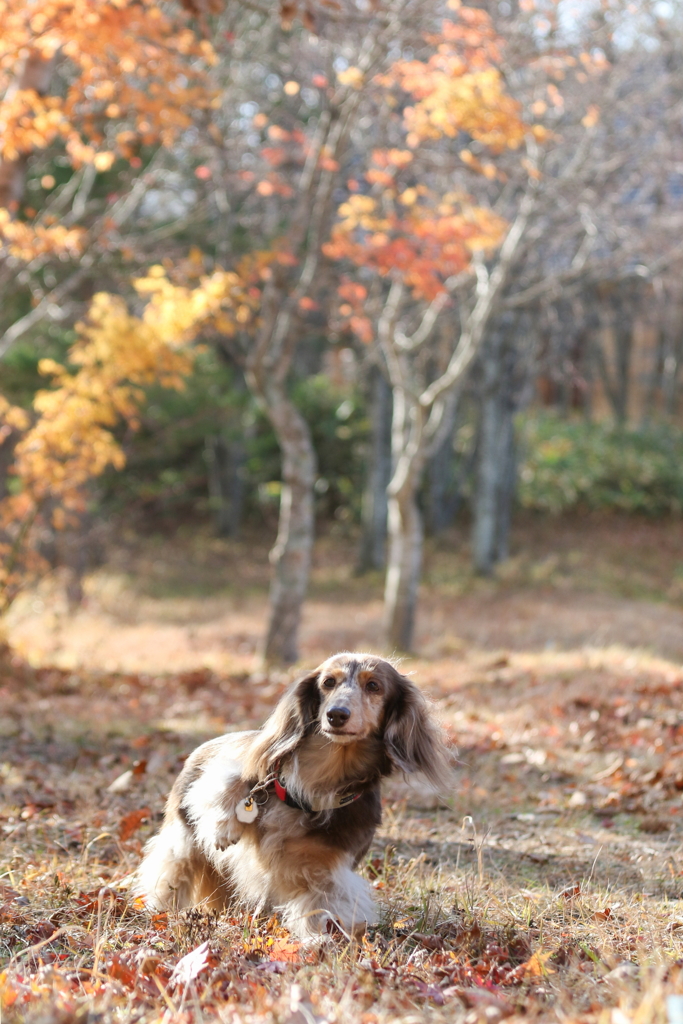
[
  {"x1": 382, "y1": 372, "x2": 426, "y2": 652},
  {"x1": 357, "y1": 367, "x2": 391, "y2": 572},
  {"x1": 384, "y1": 483, "x2": 423, "y2": 652}
]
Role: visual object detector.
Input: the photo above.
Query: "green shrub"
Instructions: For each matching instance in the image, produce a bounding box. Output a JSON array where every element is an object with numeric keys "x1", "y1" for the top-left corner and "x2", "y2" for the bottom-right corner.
[
  {"x1": 97, "y1": 363, "x2": 367, "y2": 524},
  {"x1": 518, "y1": 414, "x2": 683, "y2": 515}
]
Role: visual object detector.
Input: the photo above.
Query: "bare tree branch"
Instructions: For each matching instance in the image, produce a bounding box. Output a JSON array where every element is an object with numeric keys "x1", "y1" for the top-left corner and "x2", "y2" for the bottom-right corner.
[{"x1": 420, "y1": 184, "x2": 538, "y2": 414}]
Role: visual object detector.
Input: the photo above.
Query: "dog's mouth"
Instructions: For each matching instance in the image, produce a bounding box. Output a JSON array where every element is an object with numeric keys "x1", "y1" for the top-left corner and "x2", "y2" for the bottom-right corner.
[{"x1": 321, "y1": 725, "x2": 360, "y2": 741}]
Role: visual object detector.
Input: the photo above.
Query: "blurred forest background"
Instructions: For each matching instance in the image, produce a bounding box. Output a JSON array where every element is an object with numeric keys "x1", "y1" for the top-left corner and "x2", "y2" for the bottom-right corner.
[{"x1": 1, "y1": 0, "x2": 683, "y2": 666}]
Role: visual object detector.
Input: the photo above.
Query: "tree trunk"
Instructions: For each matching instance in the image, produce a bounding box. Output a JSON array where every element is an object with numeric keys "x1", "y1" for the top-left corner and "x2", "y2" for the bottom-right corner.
[
  {"x1": 205, "y1": 430, "x2": 246, "y2": 538},
  {"x1": 262, "y1": 387, "x2": 316, "y2": 665},
  {"x1": 383, "y1": 379, "x2": 426, "y2": 652},
  {"x1": 384, "y1": 484, "x2": 423, "y2": 653},
  {"x1": 426, "y1": 392, "x2": 462, "y2": 535},
  {"x1": 613, "y1": 322, "x2": 632, "y2": 424},
  {"x1": 357, "y1": 366, "x2": 391, "y2": 572},
  {"x1": 495, "y1": 407, "x2": 516, "y2": 563},
  {"x1": 472, "y1": 331, "x2": 517, "y2": 575}
]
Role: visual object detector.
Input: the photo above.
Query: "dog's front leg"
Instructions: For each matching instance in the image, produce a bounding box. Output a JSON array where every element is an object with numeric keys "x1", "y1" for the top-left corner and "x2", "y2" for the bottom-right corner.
[
  {"x1": 188, "y1": 776, "x2": 254, "y2": 856},
  {"x1": 214, "y1": 813, "x2": 246, "y2": 851}
]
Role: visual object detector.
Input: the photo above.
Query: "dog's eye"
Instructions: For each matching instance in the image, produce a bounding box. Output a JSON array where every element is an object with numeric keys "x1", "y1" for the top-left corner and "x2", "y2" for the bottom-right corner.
[
  {"x1": 322, "y1": 676, "x2": 336, "y2": 689},
  {"x1": 365, "y1": 679, "x2": 381, "y2": 693}
]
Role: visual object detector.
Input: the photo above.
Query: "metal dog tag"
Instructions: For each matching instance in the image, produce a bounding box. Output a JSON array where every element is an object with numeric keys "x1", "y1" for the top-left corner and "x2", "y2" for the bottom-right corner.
[{"x1": 235, "y1": 796, "x2": 259, "y2": 823}]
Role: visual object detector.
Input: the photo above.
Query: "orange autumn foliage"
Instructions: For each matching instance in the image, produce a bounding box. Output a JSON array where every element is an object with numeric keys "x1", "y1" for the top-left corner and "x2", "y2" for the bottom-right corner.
[
  {"x1": 0, "y1": 0, "x2": 216, "y2": 259},
  {"x1": 326, "y1": 7, "x2": 530, "y2": 330},
  {"x1": 0, "y1": 0, "x2": 215, "y2": 168},
  {"x1": 325, "y1": 192, "x2": 506, "y2": 302}
]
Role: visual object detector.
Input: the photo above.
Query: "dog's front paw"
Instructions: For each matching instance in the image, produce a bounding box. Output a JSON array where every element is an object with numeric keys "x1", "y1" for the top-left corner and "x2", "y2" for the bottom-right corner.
[{"x1": 214, "y1": 816, "x2": 244, "y2": 851}]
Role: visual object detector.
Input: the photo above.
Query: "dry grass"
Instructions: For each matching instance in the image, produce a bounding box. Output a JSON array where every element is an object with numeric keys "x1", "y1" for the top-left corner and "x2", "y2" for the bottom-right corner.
[{"x1": 3, "y1": 517, "x2": 683, "y2": 1022}]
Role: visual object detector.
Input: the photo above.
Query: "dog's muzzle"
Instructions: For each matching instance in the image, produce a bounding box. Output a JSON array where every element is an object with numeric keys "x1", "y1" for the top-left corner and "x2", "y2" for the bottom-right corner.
[{"x1": 326, "y1": 706, "x2": 351, "y2": 729}]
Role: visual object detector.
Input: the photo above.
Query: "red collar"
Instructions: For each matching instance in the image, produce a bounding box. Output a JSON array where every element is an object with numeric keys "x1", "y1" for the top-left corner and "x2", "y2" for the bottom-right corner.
[{"x1": 272, "y1": 775, "x2": 361, "y2": 813}]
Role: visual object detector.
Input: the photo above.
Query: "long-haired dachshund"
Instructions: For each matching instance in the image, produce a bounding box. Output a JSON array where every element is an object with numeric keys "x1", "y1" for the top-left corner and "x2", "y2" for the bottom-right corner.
[{"x1": 135, "y1": 652, "x2": 453, "y2": 940}]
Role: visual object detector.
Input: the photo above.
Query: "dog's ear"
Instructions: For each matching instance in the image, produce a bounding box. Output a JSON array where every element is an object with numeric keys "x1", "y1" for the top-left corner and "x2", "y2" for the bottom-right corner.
[
  {"x1": 243, "y1": 669, "x2": 321, "y2": 779},
  {"x1": 382, "y1": 667, "x2": 454, "y2": 792}
]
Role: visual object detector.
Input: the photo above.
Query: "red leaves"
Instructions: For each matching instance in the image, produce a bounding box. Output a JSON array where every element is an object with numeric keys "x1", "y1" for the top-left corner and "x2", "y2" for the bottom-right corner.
[
  {"x1": 326, "y1": 188, "x2": 505, "y2": 302},
  {"x1": 119, "y1": 806, "x2": 152, "y2": 841},
  {"x1": 334, "y1": 279, "x2": 372, "y2": 343},
  {"x1": 262, "y1": 147, "x2": 288, "y2": 167},
  {"x1": 107, "y1": 956, "x2": 138, "y2": 989},
  {"x1": 73, "y1": 888, "x2": 128, "y2": 918},
  {"x1": 338, "y1": 281, "x2": 367, "y2": 305}
]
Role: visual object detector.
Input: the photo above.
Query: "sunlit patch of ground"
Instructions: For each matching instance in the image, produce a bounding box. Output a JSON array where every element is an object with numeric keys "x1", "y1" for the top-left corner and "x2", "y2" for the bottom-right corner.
[
  {"x1": 5, "y1": 515, "x2": 683, "y2": 673},
  {"x1": 2, "y1": 516, "x2": 683, "y2": 1021}
]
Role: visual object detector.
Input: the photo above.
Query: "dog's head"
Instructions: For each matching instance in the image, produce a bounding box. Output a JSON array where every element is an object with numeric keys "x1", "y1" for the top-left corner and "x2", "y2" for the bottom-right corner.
[{"x1": 246, "y1": 652, "x2": 454, "y2": 791}]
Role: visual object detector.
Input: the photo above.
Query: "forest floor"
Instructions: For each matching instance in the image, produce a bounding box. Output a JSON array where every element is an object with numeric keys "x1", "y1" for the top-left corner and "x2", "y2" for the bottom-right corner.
[{"x1": 2, "y1": 513, "x2": 683, "y2": 1023}]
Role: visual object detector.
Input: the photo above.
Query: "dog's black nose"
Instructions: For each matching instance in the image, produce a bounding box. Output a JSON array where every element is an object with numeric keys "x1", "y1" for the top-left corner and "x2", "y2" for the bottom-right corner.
[{"x1": 326, "y1": 706, "x2": 351, "y2": 729}]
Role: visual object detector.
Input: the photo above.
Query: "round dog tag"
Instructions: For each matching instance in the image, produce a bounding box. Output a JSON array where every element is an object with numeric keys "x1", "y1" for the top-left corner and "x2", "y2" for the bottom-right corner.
[{"x1": 235, "y1": 796, "x2": 259, "y2": 823}]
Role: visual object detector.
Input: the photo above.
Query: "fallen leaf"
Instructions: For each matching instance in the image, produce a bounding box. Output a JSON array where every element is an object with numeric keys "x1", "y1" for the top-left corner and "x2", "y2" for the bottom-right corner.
[
  {"x1": 170, "y1": 941, "x2": 218, "y2": 988},
  {"x1": 413, "y1": 932, "x2": 444, "y2": 950},
  {"x1": 408, "y1": 979, "x2": 445, "y2": 1004},
  {"x1": 516, "y1": 950, "x2": 556, "y2": 977},
  {"x1": 257, "y1": 960, "x2": 289, "y2": 973},
  {"x1": 107, "y1": 956, "x2": 137, "y2": 989},
  {"x1": 119, "y1": 807, "x2": 151, "y2": 841},
  {"x1": 267, "y1": 938, "x2": 302, "y2": 963},
  {"x1": 107, "y1": 770, "x2": 133, "y2": 793},
  {"x1": 604, "y1": 962, "x2": 639, "y2": 982},
  {"x1": 448, "y1": 988, "x2": 512, "y2": 1014}
]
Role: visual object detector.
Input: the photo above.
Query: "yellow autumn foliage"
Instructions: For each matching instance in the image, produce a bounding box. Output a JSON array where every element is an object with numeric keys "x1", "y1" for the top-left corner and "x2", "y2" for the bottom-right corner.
[
  {"x1": 0, "y1": 263, "x2": 261, "y2": 607},
  {"x1": 379, "y1": 12, "x2": 527, "y2": 153},
  {"x1": 0, "y1": 209, "x2": 85, "y2": 259}
]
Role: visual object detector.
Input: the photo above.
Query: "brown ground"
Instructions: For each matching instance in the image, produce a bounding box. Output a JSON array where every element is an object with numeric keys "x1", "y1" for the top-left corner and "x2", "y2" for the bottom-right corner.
[
  {"x1": 2, "y1": 514, "x2": 683, "y2": 1023},
  {"x1": 5, "y1": 513, "x2": 683, "y2": 673}
]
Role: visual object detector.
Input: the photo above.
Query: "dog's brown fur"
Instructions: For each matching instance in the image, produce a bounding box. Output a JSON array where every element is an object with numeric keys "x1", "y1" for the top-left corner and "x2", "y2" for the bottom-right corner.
[{"x1": 135, "y1": 653, "x2": 453, "y2": 940}]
